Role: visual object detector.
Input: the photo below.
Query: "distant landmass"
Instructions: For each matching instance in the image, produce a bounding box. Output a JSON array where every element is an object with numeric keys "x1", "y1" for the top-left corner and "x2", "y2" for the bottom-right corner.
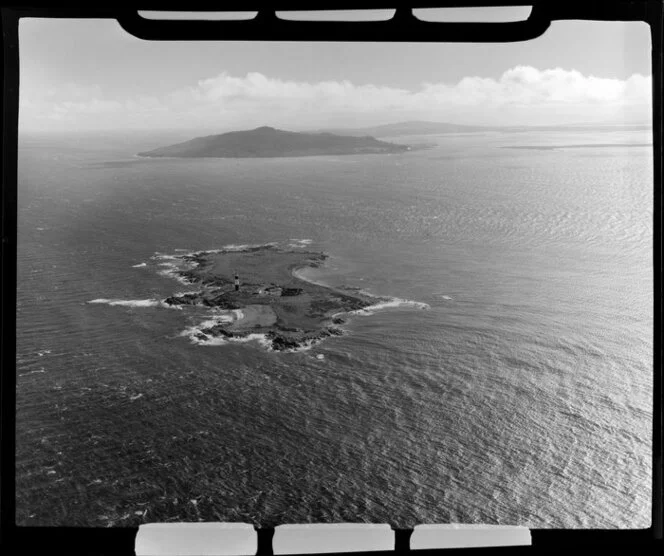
[
  {"x1": 137, "y1": 126, "x2": 410, "y2": 158},
  {"x1": 502, "y1": 143, "x2": 652, "y2": 151},
  {"x1": 319, "y1": 120, "x2": 652, "y2": 138},
  {"x1": 321, "y1": 121, "x2": 488, "y2": 137}
]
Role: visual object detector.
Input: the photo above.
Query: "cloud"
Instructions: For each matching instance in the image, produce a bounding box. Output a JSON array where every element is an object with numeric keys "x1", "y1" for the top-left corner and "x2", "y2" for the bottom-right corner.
[
  {"x1": 461, "y1": 66, "x2": 649, "y2": 105},
  {"x1": 192, "y1": 72, "x2": 410, "y2": 107},
  {"x1": 19, "y1": 66, "x2": 652, "y2": 131}
]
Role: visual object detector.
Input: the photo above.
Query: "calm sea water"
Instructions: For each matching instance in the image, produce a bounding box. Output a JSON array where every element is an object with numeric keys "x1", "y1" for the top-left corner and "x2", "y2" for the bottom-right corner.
[{"x1": 16, "y1": 129, "x2": 653, "y2": 527}]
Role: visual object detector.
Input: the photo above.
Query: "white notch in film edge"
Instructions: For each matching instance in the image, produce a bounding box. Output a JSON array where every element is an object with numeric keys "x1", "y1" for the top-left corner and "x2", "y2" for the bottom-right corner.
[
  {"x1": 273, "y1": 523, "x2": 394, "y2": 555},
  {"x1": 410, "y1": 524, "x2": 532, "y2": 550},
  {"x1": 135, "y1": 522, "x2": 257, "y2": 556}
]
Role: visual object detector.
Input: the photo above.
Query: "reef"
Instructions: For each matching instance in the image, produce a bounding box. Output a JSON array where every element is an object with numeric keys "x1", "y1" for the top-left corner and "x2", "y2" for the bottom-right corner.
[{"x1": 165, "y1": 245, "x2": 382, "y2": 351}]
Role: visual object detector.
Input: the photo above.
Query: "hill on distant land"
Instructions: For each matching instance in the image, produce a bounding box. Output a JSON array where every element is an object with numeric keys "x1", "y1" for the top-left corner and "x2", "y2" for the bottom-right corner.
[{"x1": 137, "y1": 126, "x2": 410, "y2": 158}]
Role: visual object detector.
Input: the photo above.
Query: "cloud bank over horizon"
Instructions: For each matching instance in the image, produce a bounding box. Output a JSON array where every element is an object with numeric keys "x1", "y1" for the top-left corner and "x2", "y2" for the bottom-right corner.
[{"x1": 19, "y1": 65, "x2": 652, "y2": 132}]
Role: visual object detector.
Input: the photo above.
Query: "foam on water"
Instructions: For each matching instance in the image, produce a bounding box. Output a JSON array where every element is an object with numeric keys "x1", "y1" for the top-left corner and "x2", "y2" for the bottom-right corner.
[
  {"x1": 222, "y1": 243, "x2": 262, "y2": 251},
  {"x1": 192, "y1": 312, "x2": 238, "y2": 328},
  {"x1": 188, "y1": 242, "x2": 280, "y2": 256},
  {"x1": 132, "y1": 262, "x2": 147, "y2": 268},
  {"x1": 227, "y1": 333, "x2": 273, "y2": 348},
  {"x1": 183, "y1": 328, "x2": 272, "y2": 349},
  {"x1": 346, "y1": 298, "x2": 430, "y2": 316},
  {"x1": 157, "y1": 266, "x2": 195, "y2": 286},
  {"x1": 288, "y1": 238, "x2": 314, "y2": 248},
  {"x1": 19, "y1": 368, "x2": 46, "y2": 377},
  {"x1": 151, "y1": 253, "x2": 201, "y2": 284},
  {"x1": 179, "y1": 307, "x2": 323, "y2": 352},
  {"x1": 179, "y1": 309, "x2": 246, "y2": 344},
  {"x1": 88, "y1": 298, "x2": 182, "y2": 309}
]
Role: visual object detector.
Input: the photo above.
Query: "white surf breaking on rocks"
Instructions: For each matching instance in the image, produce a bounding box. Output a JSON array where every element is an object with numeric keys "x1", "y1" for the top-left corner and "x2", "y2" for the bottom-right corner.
[
  {"x1": 179, "y1": 308, "x2": 322, "y2": 353},
  {"x1": 181, "y1": 316, "x2": 273, "y2": 349},
  {"x1": 293, "y1": 266, "x2": 430, "y2": 317},
  {"x1": 184, "y1": 243, "x2": 280, "y2": 258},
  {"x1": 88, "y1": 298, "x2": 182, "y2": 309},
  {"x1": 152, "y1": 254, "x2": 197, "y2": 285}
]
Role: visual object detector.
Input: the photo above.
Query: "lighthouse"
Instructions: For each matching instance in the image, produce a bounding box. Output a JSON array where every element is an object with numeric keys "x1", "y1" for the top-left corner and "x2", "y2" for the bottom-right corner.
[{"x1": 234, "y1": 274, "x2": 240, "y2": 291}]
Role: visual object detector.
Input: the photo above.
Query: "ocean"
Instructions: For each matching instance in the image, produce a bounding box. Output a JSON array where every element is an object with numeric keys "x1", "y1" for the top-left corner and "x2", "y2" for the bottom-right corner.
[{"x1": 15, "y1": 128, "x2": 653, "y2": 528}]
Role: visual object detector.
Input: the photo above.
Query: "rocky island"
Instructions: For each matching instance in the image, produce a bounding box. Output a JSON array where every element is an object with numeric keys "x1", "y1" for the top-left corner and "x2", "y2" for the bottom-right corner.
[
  {"x1": 137, "y1": 126, "x2": 410, "y2": 158},
  {"x1": 164, "y1": 245, "x2": 384, "y2": 351}
]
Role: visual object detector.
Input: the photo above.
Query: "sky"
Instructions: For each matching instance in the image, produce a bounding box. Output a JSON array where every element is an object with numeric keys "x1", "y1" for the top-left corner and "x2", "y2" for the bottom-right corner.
[{"x1": 18, "y1": 10, "x2": 653, "y2": 133}]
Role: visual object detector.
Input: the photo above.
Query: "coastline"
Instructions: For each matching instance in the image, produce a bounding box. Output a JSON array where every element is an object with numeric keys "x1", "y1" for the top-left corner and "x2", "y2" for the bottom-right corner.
[
  {"x1": 89, "y1": 242, "x2": 429, "y2": 352},
  {"x1": 165, "y1": 245, "x2": 375, "y2": 351}
]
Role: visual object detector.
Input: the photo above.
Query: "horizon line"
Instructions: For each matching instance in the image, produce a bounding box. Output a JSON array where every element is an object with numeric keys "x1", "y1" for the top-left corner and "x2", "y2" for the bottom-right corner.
[{"x1": 18, "y1": 119, "x2": 654, "y2": 136}]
